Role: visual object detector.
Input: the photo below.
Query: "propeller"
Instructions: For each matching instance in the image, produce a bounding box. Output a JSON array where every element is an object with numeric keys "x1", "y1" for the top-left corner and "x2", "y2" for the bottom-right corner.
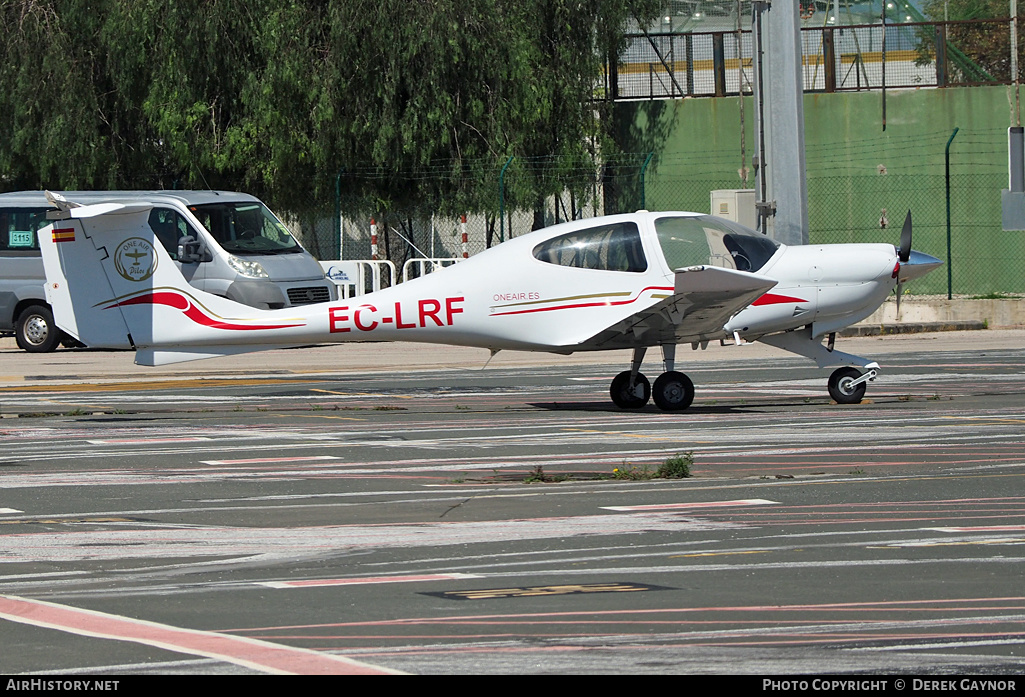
[
  {"x1": 897, "y1": 210, "x2": 912, "y2": 263},
  {"x1": 895, "y1": 210, "x2": 912, "y2": 314}
]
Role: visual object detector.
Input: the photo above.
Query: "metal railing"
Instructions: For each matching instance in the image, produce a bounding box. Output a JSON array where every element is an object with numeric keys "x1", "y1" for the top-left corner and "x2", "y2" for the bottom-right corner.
[{"x1": 618, "y1": 18, "x2": 1017, "y2": 99}]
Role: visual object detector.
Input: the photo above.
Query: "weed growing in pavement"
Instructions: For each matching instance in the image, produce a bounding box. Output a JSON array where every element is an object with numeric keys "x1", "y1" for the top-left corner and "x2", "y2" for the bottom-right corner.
[
  {"x1": 524, "y1": 465, "x2": 568, "y2": 483},
  {"x1": 612, "y1": 463, "x2": 654, "y2": 480},
  {"x1": 657, "y1": 452, "x2": 693, "y2": 479},
  {"x1": 610, "y1": 453, "x2": 693, "y2": 480}
]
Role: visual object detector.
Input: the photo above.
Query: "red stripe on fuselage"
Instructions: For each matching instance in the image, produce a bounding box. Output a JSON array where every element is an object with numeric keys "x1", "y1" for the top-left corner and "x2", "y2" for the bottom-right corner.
[
  {"x1": 491, "y1": 286, "x2": 674, "y2": 317},
  {"x1": 106, "y1": 292, "x2": 305, "y2": 331},
  {"x1": 752, "y1": 292, "x2": 809, "y2": 306}
]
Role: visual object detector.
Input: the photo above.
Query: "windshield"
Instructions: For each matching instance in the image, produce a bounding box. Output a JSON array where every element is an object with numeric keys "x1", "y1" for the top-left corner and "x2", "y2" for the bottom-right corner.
[
  {"x1": 189, "y1": 202, "x2": 301, "y2": 255},
  {"x1": 654, "y1": 215, "x2": 779, "y2": 273}
]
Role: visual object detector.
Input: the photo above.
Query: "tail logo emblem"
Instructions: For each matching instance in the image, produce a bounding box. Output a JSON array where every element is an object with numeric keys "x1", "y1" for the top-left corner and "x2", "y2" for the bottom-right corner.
[{"x1": 114, "y1": 238, "x2": 158, "y2": 282}]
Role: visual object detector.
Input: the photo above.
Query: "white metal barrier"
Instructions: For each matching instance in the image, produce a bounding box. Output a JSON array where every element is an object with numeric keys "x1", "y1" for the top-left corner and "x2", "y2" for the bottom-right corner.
[
  {"x1": 401, "y1": 258, "x2": 461, "y2": 284},
  {"x1": 319, "y1": 260, "x2": 396, "y2": 298}
]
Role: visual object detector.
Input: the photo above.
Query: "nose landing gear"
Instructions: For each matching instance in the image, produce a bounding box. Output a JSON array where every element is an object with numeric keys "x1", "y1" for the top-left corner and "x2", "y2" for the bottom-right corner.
[{"x1": 827, "y1": 366, "x2": 877, "y2": 405}]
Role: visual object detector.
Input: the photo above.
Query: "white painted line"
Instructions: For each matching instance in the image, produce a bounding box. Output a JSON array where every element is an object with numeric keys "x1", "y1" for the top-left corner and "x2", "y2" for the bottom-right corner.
[
  {"x1": 257, "y1": 573, "x2": 482, "y2": 589},
  {"x1": 201, "y1": 456, "x2": 341, "y2": 466},
  {"x1": 0, "y1": 594, "x2": 399, "y2": 675},
  {"x1": 86, "y1": 437, "x2": 212, "y2": 445},
  {"x1": 0, "y1": 508, "x2": 23, "y2": 515},
  {"x1": 602, "y1": 499, "x2": 778, "y2": 512}
]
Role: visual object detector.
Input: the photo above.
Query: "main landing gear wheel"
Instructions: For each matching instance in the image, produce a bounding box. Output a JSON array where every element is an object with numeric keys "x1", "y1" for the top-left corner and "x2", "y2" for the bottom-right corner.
[
  {"x1": 610, "y1": 370, "x2": 650, "y2": 409},
  {"x1": 652, "y1": 371, "x2": 695, "y2": 411},
  {"x1": 828, "y1": 367, "x2": 867, "y2": 405}
]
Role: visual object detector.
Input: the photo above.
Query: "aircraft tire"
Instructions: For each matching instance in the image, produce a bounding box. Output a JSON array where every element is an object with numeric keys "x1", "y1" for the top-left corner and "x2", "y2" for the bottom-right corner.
[
  {"x1": 15, "y1": 304, "x2": 62, "y2": 353},
  {"x1": 653, "y1": 371, "x2": 695, "y2": 411},
  {"x1": 828, "y1": 367, "x2": 866, "y2": 404},
  {"x1": 610, "y1": 370, "x2": 650, "y2": 409}
]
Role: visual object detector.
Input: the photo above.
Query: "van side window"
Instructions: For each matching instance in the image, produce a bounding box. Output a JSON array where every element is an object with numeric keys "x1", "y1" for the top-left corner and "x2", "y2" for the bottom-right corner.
[
  {"x1": 148, "y1": 208, "x2": 199, "y2": 260},
  {"x1": 532, "y1": 222, "x2": 647, "y2": 273},
  {"x1": 0, "y1": 208, "x2": 49, "y2": 253}
]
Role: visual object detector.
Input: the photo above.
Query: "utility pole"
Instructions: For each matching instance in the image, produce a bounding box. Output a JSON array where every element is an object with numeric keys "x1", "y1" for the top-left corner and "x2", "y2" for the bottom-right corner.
[{"x1": 752, "y1": 0, "x2": 809, "y2": 245}]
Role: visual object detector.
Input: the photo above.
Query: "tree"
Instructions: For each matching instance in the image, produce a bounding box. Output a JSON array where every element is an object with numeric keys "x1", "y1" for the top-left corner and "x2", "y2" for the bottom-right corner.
[
  {"x1": 922, "y1": 0, "x2": 1021, "y2": 82},
  {"x1": 0, "y1": 0, "x2": 659, "y2": 220}
]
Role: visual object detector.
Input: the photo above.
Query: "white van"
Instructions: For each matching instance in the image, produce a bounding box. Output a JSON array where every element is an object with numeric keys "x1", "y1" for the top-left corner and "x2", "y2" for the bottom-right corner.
[{"x1": 0, "y1": 190, "x2": 337, "y2": 352}]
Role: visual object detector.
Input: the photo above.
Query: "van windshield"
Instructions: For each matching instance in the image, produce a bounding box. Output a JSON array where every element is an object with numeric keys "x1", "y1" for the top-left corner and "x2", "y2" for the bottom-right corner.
[{"x1": 189, "y1": 202, "x2": 301, "y2": 255}]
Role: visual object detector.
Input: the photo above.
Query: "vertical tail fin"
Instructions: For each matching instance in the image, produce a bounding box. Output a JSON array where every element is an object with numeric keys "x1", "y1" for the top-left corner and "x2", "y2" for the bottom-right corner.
[
  {"x1": 39, "y1": 201, "x2": 157, "y2": 349},
  {"x1": 39, "y1": 197, "x2": 312, "y2": 362}
]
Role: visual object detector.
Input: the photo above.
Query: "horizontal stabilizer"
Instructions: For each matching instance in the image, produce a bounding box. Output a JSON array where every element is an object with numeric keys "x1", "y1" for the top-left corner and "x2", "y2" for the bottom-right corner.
[{"x1": 136, "y1": 345, "x2": 301, "y2": 366}]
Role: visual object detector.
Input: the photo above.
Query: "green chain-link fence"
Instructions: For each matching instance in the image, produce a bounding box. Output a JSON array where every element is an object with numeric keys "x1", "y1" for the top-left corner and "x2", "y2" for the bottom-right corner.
[{"x1": 276, "y1": 154, "x2": 1018, "y2": 296}]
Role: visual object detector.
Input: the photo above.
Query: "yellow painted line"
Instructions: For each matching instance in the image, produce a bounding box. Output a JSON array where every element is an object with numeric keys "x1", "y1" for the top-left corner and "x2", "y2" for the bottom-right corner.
[
  {"x1": 310, "y1": 388, "x2": 412, "y2": 400},
  {"x1": 943, "y1": 416, "x2": 1025, "y2": 425},
  {"x1": 273, "y1": 414, "x2": 365, "y2": 422},
  {"x1": 0, "y1": 378, "x2": 309, "y2": 394},
  {"x1": 563, "y1": 428, "x2": 710, "y2": 443},
  {"x1": 616, "y1": 50, "x2": 919, "y2": 75},
  {"x1": 0, "y1": 517, "x2": 136, "y2": 525},
  {"x1": 668, "y1": 550, "x2": 770, "y2": 559}
]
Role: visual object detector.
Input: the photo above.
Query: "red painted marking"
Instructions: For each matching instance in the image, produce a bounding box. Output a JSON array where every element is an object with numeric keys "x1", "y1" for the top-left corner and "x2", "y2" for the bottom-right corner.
[
  {"x1": 394, "y1": 301, "x2": 415, "y2": 329},
  {"x1": 491, "y1": 287, "x2": 673, "y2": 317},
  {"x1": 0, "y1": 595, "x2": 396, "y2": 675},
  {"x1": 752, "y1": 292, "x2": 808, "y2": 306},
  {"x1": 603, "y1": 499, "x2": 776, "y2": 512},
  {"x1": 108, "y1": 292, "x2": 304, "y2": 331},
  {"x1": 51, "y1": 228, "x2": 76, "y2": 243},
  {"x1": 259, "y1": 573, "x2": 481, "y2": 589},
  {"x1": 328, "y1": 306, "x2": 350, "y2": 333}
]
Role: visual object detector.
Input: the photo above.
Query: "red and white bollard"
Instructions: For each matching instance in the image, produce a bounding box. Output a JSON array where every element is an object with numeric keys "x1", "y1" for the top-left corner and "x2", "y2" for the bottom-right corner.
[
  {"x1": 461, "y1": 214, "x2": 468, "y2": 259},
  {"x1": 370, "y1": 218, "x2": 378, "y2": 261}
]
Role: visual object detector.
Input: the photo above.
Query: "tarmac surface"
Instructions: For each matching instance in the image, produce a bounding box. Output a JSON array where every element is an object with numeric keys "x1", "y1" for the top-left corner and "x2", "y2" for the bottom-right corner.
[{"x1": 0, "y1": 329, "x2": 1024, "y2": 675}]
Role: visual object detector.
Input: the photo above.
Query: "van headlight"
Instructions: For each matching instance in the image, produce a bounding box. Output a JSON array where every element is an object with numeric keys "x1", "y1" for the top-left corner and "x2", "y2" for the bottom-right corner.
[{"x1": 228, "y1": 255, "x2": 269, "y2": 279}]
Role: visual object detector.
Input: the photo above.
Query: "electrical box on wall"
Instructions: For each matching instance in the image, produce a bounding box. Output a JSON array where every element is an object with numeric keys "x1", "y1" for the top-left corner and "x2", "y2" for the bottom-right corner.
[
  {"x1": 710, "y1": 189, "x2": 757, "y2": 229},
  {"x1": 1004, "y1": 126, "x2": 1025, "y2": 231}
]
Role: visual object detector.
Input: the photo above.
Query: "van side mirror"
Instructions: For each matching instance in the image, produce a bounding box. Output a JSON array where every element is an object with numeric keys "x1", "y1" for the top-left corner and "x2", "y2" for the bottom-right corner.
[{"x1": 177, "y1": 236, "x2": 212, "y2": 263}]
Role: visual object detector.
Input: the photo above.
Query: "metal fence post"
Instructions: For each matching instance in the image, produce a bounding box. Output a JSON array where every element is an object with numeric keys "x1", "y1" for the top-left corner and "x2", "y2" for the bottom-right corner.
[
  {"x1": 945, "y1": 127, "x2": 959, "y2": 300},
  {"x1": 334, "y1": 168, "x2": 344, "y2": 260},
  {"x1": 498, "y1": 156, "x2": 514, "y2": 244},
  {"x1": 713, "y1": 33, "x2": 726, "y2": 97}
]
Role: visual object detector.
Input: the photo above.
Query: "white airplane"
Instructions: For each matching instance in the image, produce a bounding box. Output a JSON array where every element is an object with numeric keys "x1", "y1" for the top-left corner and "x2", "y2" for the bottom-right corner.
[{"x1": 38, "y1": 196, "x2": 941, "y2": 410}]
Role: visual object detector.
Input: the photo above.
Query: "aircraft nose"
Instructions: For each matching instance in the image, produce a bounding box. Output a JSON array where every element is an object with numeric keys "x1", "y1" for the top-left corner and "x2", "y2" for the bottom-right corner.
[{"x1": 898, "y1": 250, "x2": 944, "y2": 282}]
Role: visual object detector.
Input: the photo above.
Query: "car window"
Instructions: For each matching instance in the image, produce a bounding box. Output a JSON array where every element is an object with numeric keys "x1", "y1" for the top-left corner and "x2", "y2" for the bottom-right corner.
[
  {"x1": 0, "y1": 208, "x2": 49, "y2": 253},
  {"x1": 148, "y1": 208, "x2": 202, "y2": 260}
]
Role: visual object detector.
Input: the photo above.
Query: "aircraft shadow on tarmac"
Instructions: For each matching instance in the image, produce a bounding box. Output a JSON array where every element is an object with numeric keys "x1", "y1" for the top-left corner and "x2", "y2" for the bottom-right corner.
[{"x1": 528, "y1": 400, "x2": 797, "y2": 414}]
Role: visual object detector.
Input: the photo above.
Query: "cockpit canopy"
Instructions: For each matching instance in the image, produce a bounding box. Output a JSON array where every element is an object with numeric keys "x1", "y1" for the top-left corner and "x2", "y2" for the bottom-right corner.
[
  {"x1": 530, "y1": 214, "x2": 779, "y2": 274},
  {"x1": 654, "y1": 215, "x2": 780, "y2": 273}
]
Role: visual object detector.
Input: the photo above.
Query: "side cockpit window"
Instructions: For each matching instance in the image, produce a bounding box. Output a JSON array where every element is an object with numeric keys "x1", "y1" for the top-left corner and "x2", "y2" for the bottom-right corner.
[
  {"x1": 532, "y1": 222, "x2": 647, "y2": 273},
  {"x1": 655, "y1": 215, "x2": 779, "y2": 273}
]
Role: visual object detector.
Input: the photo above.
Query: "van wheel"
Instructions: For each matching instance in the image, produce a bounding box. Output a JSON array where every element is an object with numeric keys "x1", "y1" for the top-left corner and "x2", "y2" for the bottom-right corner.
[{"x1": 15, "y1": 305, "x2": 61, "y2": 353}]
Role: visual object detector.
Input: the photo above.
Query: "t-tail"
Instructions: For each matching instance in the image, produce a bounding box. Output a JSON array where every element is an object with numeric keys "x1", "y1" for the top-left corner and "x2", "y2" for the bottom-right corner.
[{"x1": 39, "y1": 198, "x2": 320, "y2": 365}]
